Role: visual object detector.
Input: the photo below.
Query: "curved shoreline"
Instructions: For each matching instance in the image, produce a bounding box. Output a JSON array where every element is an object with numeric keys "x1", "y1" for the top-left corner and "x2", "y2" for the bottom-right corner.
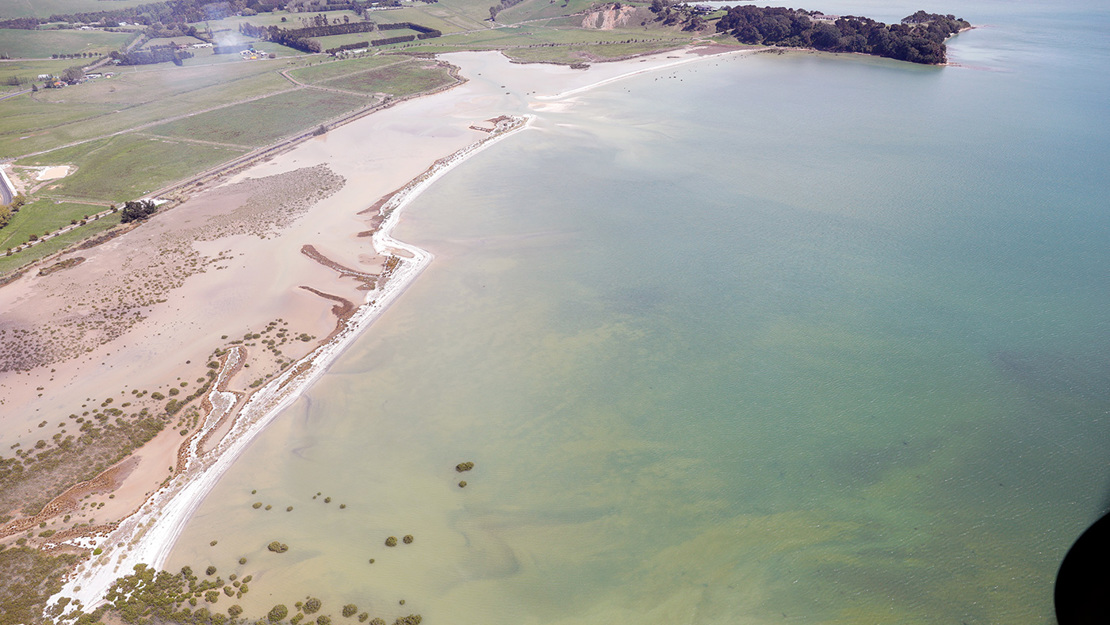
[
  {"x1": 41, "y1": 45, "x2": 742, "y2": 619},
  {"x1": 46, "y1": 115, "x2": 531, "y2": 617}
]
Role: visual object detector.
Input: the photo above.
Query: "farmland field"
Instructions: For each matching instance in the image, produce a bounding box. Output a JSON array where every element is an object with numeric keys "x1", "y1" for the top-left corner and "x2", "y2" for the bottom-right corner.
[
  {"x1": 0, "y1": 211, "x2": 120, "y2": 273},
  {"x1": 401, "y1": 23, "x2": 695, "y2": 55},
  {"x1": 320, "y1": 58, "x2": 457, "y2": 97},
  {"x1": 203, "y1": 9, "x2": 364, "y2": 33},
  {"x1": 429, "y1": 0, "x2": 513, "y2": 26},
  {"x1": 0, "y1": 63, "x2": 300, "y2": 157},
  {"x1": 0, "y1": 27, "x2": 134, "y2": 59},
  {"x1": 368, "y1": 7, "x2": 477, "y2": 33},
  {"x1": 0, "y1": 96, "x2": 121, "y2": 157},
  {"x1": 17, "y1": 134, "x2": 247, "y2": 202},
  {"x1": 287, "y1": 54, "x2": 400, "y2": 85},
  {"x1": 0, "y1": 197, "x2": 105, "y2": 250},
  {"x1": 143, "y1": 88, "x2": 368, "y2": 147},
  {"x1": 497, "y1": 0, "x2": 602, "y2": 23},
  {"x1": 0, "y1": 0, "x2": 152, "y2": 19}
]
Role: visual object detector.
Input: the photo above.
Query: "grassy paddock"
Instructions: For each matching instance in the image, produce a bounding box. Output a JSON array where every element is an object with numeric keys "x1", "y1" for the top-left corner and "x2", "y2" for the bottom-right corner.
[
  {"x1": 17, "y1": 134, "x2": 247, "y2": 202},
  {"x1": 432, "y1": 0, "x2": 509, "y2": 27},
  {"x1": 400, "y1": 23, "x2": 688, "y2": 53},
  {"x1": 0, "y1": 198, "x2": 106, "y2": 250},
  {"x1": 287, "y1": 54, "x2": 399, "y2": 85},
  {"x1": 0, "y1": 97, "x2": 121, "y2": 158},
  {"x1": 368, "y1": 7, "x2": 474, "y2": 33},
  {"x1": 0, "y1": 0, "x2": 152, "y2": 19},
  {"x1": 0, "y1": 28, "x2": 132, "y2": 59},
  {"x1": 144, "y1": 88, "x2": 367, "y2": 146},
  {"x1": 320, "y1": 58, "x2": 456, "y2": 97},
  {"x1": 203, "y1": 9, "x2": 363, "y2": 32},
  {"x1": 0, "y1": 212, "x2": 121, "y2": 274},
  {"x1": 497, "y1": 0, "x2": 602, "y2": 24},
  {"x1": 0, "y1": 62, "x2": 298, "y2": 157}
]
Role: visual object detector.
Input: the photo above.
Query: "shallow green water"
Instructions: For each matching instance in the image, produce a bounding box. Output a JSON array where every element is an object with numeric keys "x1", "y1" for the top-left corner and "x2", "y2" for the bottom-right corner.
[{"x1": 168, "y1": 2, "x2": 1110, "y2": 623}]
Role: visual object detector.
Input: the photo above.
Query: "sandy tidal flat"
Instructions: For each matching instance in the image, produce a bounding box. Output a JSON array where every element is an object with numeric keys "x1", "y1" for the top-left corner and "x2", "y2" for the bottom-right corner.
[{"x1": 0, "y1": 47, "x2": 745, "y2": 615}]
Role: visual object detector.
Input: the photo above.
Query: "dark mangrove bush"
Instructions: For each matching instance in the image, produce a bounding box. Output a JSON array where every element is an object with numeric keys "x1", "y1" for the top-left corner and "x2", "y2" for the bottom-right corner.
[{"x1": 716, "y1": 7, "x2": 969, "y2": 64}]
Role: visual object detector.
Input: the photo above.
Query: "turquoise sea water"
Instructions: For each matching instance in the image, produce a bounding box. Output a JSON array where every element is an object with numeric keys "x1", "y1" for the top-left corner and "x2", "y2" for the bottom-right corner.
[{"x1": 169, "y1": 1, "x2": 1110, "y2": 623}]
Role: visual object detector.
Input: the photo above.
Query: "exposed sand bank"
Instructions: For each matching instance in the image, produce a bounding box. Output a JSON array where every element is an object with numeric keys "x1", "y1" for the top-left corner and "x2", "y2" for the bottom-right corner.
[
  {"x1": 0, "y1": 46, "x2": 755, "y2": 618},
  {"x1": 35, "y1": 166, "x2": 71, "y2": 181}
]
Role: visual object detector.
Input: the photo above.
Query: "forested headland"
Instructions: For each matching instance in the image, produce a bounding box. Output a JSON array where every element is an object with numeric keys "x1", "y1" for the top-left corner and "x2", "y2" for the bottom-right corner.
[{"x1": 716, "y1": 8, "x2": 970, "y2": 65}]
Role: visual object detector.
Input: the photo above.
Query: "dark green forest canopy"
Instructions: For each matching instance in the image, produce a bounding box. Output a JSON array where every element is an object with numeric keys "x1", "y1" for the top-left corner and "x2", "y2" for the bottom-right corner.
[{"x1": 716, "y1": 7, "x2": 970, "y2": 65}]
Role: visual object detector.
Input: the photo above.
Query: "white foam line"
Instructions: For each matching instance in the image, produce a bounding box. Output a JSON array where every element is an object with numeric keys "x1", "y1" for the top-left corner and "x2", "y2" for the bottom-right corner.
[
  {"x1": 46, "y1": 115, "x2": 532, "y2": 620},
  {"x1": 538, "y1": 47, "x2": 755, "y2": 101}
]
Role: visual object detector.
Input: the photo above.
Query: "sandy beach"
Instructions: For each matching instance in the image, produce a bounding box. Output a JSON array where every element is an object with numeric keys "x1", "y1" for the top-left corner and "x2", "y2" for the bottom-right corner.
[{"x1": 0, "y1": 46, "x2": 752, "y2": 618}]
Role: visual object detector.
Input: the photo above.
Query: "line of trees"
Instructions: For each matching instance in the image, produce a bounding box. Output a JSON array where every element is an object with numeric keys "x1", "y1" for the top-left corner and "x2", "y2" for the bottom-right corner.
[
  {"x1": 325, "y1": 41, "x2": 369, "y2": 54},
  {"x1": 716, "y1": 7, "x2": 968, "y2": 65},
  {"x1": 371, "y1": 34, "x2": 414, "y2": 46},
  {"x1": 111, "y1": 46, "x2": 194, "y2": 65}
]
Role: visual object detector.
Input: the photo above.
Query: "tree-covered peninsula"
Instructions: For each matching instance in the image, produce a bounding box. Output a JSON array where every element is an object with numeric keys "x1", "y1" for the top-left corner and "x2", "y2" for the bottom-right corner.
[{"x1": 717, "y1": 8, "x2": 970, "y2": 65}]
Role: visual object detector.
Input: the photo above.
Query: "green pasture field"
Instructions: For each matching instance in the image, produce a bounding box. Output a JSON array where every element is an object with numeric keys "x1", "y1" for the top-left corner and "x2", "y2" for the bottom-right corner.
[
  {"x1": 16, "y1": 134, "x2": 247, "y2": 202},
  {"x1": 319, "y1": 58, "x2": 456, "y2": 97},
  {"x1": 367, "y1": 7, "x2": 476, "y2": 33},
  {"x1": 199, "y1": 6, "x2": 480, "y2": 35},
  {"x1": 0, "y1": 27, "x2": 133, "y2": 59},
  {"x1": 0, "y1": 0, "x2": 152, "y2": 19},
  {"x1": 0, "y1": 61, "x2": 300, "y2": 157},
  {"x1": 287, "y1": 54, "x2": 399, "y2": 85},
  {"x1": 204, "y1": 9, "x2": 364, "y2": 33},
  {"x1": 0, "y1": 97, "x2": 121, "y2": 158},
  {"x1": 143, "y1": 88, "x2": 367, "y2": 147},
  {"x1": 431, "y1": 0, "x2": 509, "y2": 28},
  {"x1": 496, "y1": 0, "x2": 610, "y2": 24},
  {"x1": 0, "y1": 212, "x2": 121, "y2": 274},
  {"x1": 401, "y1": 22, "x2": 690, "y2": 53},
  {"x1": 0, "y1": 197, "x2": 104, "y2": 250}
]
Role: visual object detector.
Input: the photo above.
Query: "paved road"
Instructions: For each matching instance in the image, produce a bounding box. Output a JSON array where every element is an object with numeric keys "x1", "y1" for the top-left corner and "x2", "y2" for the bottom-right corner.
[
  {"x1": 0, "y1": 88, "x2": 31, "y2": 102},
  {"x1": 0, "y1": 160, "x2": 17, "y2": 205}
]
